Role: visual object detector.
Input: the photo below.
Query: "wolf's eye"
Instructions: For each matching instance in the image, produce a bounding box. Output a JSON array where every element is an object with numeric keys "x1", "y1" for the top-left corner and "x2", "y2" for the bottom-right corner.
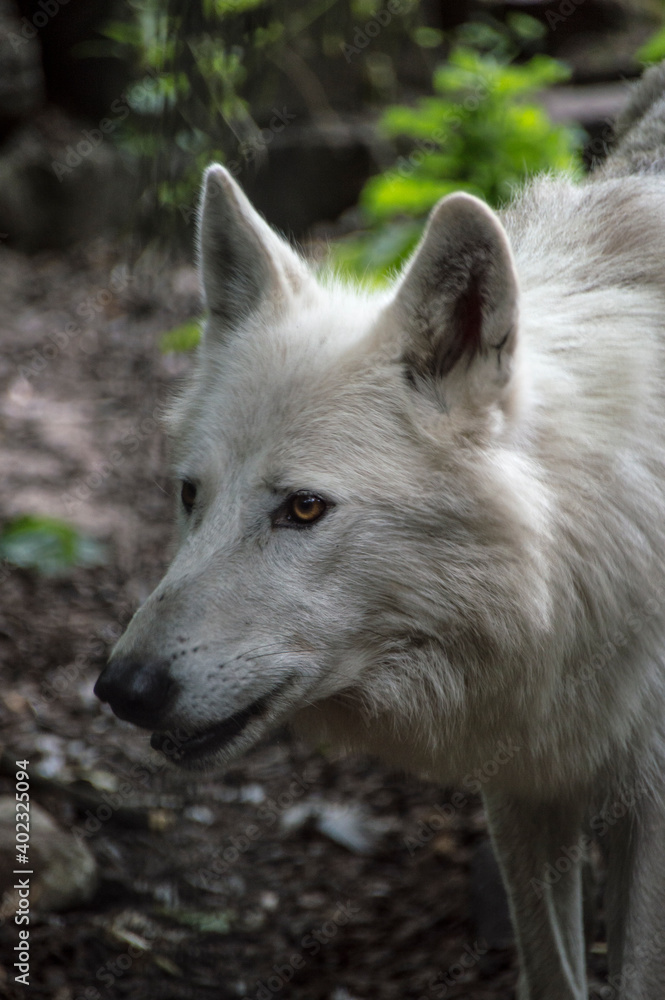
[
  {"x1": 273, "y1": 491, "x2": 330, "y2": 528},
  {"x1": 181, "y1": 480, "x2": 197, "y2": 514},
  {"x1": 291, "y1": 493, "x2": 326, "y2": 523}
]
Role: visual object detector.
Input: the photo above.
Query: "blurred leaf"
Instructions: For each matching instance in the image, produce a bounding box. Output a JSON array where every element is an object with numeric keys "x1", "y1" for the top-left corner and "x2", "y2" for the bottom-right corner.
[
  {"x1": 102, "y1": 20, "x2": 145, "y2": 46},
  {"x1": 637, "y1": 27, "x2": 665, "y2": 65},
  {"x1": 351, "y1": 0, "x2": 380, "y2": 16},
  {"x1": 337, "y1": 31, "x2": 583, "y2": 280},
  {"x1": 254, "y1": 21, "x2": 285, "y2": 47},
  {"x1": 330, "y1": 219, "x2": 423, "y2": 283},
  {"x1": 160, "y1": 320, "x2": 202, "y2": 353},
  {"x1": 411, "y1": 26, "x2": 443, "y2": 49},
  {"x1": 126, "y1": 72, "x2": 188, "y2": 115},
  {"x1": 98, "y1": 0, "x2": 426, "y2": 229},
  {"x1": 205, "y1": 0, "x2": 268, "y2": 16},
  {"x1": 362, "y1": 174, "x2": 463, "y2": 220},
  {"x1": 506, "y1": 12, "x2": 546, "y2": 42},
  {"x1": 0, "y1": 516, "x2": 106, "y2": 576},
  {"x1": 455, "y1": 20, "x2": 511, "y2": 57}
]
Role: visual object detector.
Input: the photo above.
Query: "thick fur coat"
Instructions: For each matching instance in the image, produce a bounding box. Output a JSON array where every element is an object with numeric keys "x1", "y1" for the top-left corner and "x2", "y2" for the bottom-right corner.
[{"x1": 96, "y1": 62, "x2": 665, "y2": 999}]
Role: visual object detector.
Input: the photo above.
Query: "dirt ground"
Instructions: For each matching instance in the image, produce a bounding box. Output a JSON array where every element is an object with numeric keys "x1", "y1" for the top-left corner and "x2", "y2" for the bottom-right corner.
[{"x1": 0, "y1": 240, "x2": 611, "y2": 1000}]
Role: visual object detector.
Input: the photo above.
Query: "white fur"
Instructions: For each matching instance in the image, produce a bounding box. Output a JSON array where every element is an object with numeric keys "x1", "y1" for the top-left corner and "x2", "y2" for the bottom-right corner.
[{"x1": 104, "y1": 76, "x2": 665, "y2": 999}]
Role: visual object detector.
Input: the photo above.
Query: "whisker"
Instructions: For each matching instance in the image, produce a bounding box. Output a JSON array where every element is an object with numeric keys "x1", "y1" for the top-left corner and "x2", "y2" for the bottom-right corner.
[{"x1": 226, "y1": 641, "x2": 285, "y2": 662}]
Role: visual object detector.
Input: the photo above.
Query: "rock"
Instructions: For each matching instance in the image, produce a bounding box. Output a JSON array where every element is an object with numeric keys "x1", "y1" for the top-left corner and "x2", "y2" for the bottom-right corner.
[{"x1": 0, "y1": 796, "x2": 97, "y2": 913}]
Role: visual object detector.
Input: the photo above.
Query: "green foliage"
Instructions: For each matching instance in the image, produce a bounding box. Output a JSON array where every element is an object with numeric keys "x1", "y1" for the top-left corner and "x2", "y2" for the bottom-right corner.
[
  {"x1": 93, "y1": 0, "x2": 426, "y2": 232},
  {"x1": 335, "y1": 22, "x2": 584, "y2": 280},
  {"x1": 99, "y1": 0, "x2": 260, "y2": 221},
  {"x1": 160, "y1": 319, "x2": 202, "y2": 353},
  {"x1": 205, "y1": 0, "x2": 267, "y2": 16},
  {"x1": 637, "y1": 27, "x2": 665, "y2": 65},
  {"x1": 333, "y1": 218, "x2": 423, "y2": 283},
  {"x1": 366, "y1": 51, "x2": 576, "y2": 216},
  {"x1": 91, "y1": 2, "x2": 584, "y2": 274},
  {"x1": 0, "y1": 516, "x2": 106, "y2": 576},
  {"x1": 411, "y1": 26, "x2": 444, "y2": 49}
]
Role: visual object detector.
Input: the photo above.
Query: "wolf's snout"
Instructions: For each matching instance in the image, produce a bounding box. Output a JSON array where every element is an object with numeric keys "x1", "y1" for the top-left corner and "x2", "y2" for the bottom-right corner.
[{"x1": 94, "y1": 657, "x2": 178, "y2": 729}]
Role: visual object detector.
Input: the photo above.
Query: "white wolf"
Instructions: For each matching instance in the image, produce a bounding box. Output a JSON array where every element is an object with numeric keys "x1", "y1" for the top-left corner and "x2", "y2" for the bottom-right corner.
[{"x1": 95, "y1": 64, "x2": 665, "y2": 999}]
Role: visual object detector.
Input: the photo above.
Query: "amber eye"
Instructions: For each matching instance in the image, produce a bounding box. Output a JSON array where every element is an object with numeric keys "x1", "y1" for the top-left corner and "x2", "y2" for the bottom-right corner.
[
  {"x1": 181, "y1": 480, "x2": 197, "y2": 514},
  {"x1": 290, "y1": 493, "x2": 326, "y2": 523},
  {"x1": 272, "y1": 491, "x2": 330, "y2": 528}
]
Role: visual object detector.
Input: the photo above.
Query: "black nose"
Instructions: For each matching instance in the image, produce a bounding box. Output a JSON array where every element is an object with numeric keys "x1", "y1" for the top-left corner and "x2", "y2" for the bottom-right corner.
[{"x1": 94, "y1": 657, "x2": 178, "y2": 729}]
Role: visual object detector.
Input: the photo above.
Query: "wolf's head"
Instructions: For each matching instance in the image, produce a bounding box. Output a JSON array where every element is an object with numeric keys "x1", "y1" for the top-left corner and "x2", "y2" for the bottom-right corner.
[{"x1": 95, "y1": 166, "x2": 552, "y2": 776}]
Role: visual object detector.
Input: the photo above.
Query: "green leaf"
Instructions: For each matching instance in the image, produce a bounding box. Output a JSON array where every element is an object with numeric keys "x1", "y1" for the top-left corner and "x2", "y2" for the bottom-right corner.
[
  {"x1": 0, "y1": 516, "x2": 106, "y2": 576},
  {"x1": 506, "y1": 12, "x2": 546, "y2": 42},
  {"x1": 125, "y1": 72, "x2": 186, "y2": 115},
  {"x1": 160, "y1": 320, "x2": 202, "y2": 353},
  {"x1": 331, "y1": 219, "x2": 424, "y2": 282},
  {"x1": 455, "y1": 21, "x2": 508, "y2": 55},
  {"x1": 101, "y1": 20, "x2": 144, "y2": 46},
  {"x1": 351, "y1": 0, "x2": 380, "y2": 17},
  {"x1": 342, "y1": 32, "x2": 583, "y2": 279},
  {"x1": 411, "y1": 26, "x2": 444, "y2": 49},
  {"x1": 362, "y1": 173, "x2": 462, "y2": 221},
  {"x1": 637, "y1": 27, "x2": 665, "y2": 66},
  {"x1": 205, "y1": 0, "x2": 267, "y2": 18}
]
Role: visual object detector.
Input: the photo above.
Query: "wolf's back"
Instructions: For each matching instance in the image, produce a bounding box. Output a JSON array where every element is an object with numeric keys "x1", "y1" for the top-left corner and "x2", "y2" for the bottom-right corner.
[{"x1": 599, "y1": 60, "x2": 665, "y2": 176}]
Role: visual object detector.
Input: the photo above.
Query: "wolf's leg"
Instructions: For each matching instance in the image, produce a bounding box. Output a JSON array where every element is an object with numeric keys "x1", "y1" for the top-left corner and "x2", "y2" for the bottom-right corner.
[
  {"x1": 483, "y1": 791, "x2": 587, "y2": 1000},
  {"x1": 603, "y1": 777, "x2": 665, "y2": 1000}
]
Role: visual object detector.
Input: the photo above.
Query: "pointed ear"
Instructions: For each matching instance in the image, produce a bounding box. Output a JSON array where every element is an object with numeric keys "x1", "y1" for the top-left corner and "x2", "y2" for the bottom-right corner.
[
  {"x1": 197, "y1": 164, "x2": 309, "y2": 337},
  {"x1": 393, "y1": 192, "x2": 519, "y2": 409}
]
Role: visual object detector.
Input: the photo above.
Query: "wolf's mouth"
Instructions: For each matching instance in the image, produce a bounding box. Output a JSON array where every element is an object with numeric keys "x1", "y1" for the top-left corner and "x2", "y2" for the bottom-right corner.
[{"x1": 150, "y1": 679, "x2": 292, "y2": 766}]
